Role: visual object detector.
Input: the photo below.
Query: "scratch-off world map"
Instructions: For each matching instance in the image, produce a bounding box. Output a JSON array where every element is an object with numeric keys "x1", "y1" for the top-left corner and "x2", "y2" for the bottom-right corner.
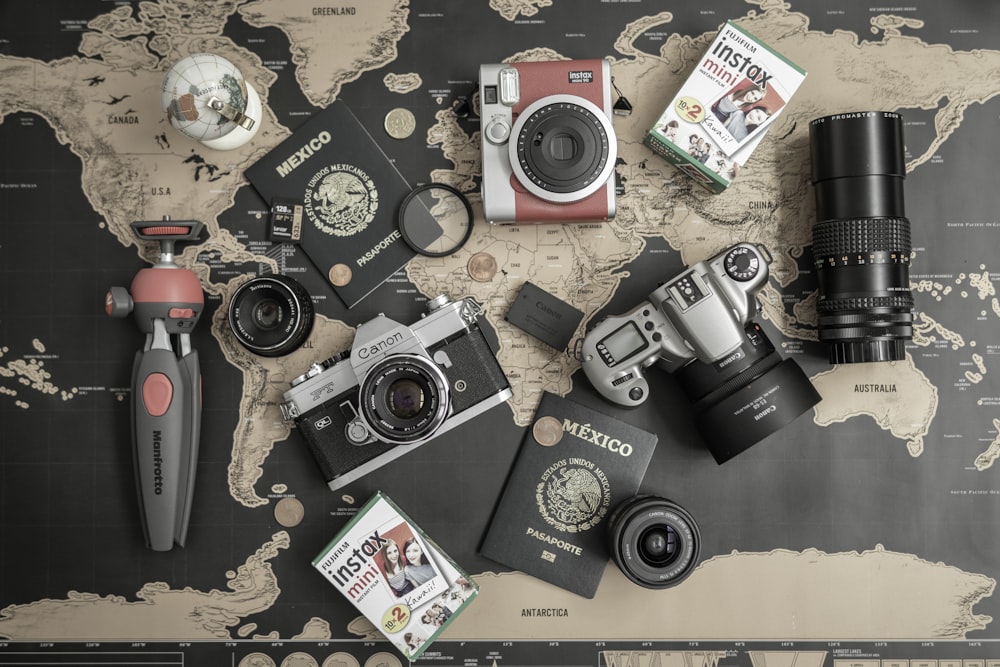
[{"x1": 1, "y1": 0, "x2": 1000, "y2": 663}]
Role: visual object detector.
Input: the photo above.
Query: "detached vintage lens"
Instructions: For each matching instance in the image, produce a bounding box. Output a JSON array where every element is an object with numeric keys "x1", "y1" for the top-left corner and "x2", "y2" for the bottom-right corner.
[
  {"x1": 228, "y1": 274, "x2": 314, "y2": 357},
  {"x1": 809, "y1": 112, "x2": 913, "y2": 364},
  {"x1": 609, "y1": 496, "x2": 700, "y2": 589}
]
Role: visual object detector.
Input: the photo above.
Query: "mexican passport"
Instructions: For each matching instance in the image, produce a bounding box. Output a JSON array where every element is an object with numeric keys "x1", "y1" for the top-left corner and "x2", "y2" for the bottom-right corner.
[
  {"x1": 480, "y1": 392, "x2": 658, "y2": 597},
  {"x1": 245, "y1": 100, "x2": 415, "y2": 307}
]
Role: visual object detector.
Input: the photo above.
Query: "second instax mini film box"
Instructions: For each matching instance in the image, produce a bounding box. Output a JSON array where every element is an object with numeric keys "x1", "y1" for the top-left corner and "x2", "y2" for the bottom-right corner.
[
  {"x1": 644, "y1": 20, "x2": 807, "y2": 193},
  {"x1": 313, "y1": 492, "x2": 478, "y2": 660}
]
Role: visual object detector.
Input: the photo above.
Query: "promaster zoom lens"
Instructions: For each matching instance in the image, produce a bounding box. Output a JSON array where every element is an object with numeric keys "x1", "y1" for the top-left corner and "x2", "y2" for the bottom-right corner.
[
  {"x1": 609, "y1": 495, "x2": 700, "y2": 589},
  {"x1": 809, "y1": 112, "x2": 913, "y2": 364},
  {"x1": 228, "y1": 274, "x2": 314, "y2": 357}
]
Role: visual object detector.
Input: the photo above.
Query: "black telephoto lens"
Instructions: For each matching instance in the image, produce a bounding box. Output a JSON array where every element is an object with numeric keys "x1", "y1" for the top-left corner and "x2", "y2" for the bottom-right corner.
[{"x1": 809, "y1": 112, "x2": 913, "y2": 364}]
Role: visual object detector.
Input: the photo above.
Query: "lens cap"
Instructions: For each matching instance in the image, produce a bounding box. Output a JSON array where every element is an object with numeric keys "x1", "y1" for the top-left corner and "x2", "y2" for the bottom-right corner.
[{"x1": 398, "y1": 183, "x2": 474, "y2": 257}]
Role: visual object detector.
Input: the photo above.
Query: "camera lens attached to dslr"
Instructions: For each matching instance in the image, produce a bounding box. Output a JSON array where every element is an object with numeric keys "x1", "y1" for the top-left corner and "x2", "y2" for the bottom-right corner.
[
  {"x1": 609, "y1": 495, "x2": 700, "y2": 589},
  {"x1": 228, "y1": 274, "x2": 314, "y2": 357},
  {"x1": 809, "y1": 112, "x2": 913, "y2": 364}
]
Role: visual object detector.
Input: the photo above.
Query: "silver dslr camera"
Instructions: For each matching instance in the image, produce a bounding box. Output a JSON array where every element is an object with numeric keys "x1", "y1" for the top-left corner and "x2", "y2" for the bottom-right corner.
[
  {"x1": 281, "y1": 295, "x2": 512, "y2": 490},
  {"x1": 581, "y1": 243, "x2": 820, "y2": 463}
]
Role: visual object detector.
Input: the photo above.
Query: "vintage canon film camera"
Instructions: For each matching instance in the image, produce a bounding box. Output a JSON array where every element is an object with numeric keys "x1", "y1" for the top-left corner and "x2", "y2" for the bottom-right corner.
[
  {"x1": 479, "y1": 59, "x2": 617, "y2": 224},
  {"x1": 280, "y1": 295, "x2": 512, "y2": 490},
  {"x1": 581, "y1": 243, "x2": 820, "y2": 463}
]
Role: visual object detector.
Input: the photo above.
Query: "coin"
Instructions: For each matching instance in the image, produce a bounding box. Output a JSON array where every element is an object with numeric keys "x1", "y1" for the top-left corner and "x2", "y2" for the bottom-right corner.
[
  {"x1": 467, "y1": 252, "x2": 498, "y2": 282},
  {"x1": 328, "y1": 263, "x2": 352, "y2": 286},
  {"x1": 532, "y1": 416, "x2": 563, "y2": 446},
  {"x1": 384, "y1": 107, "x2": 416, "y2": 139},
  {"x1": 274, "y1": 497, "x2": 305, "y2": 528}
]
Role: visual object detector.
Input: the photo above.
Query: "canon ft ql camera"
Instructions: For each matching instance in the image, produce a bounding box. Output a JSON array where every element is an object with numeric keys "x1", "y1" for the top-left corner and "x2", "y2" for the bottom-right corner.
[
  {"x1": 581, "y1": 243, "x2": 821, "y2": 463},
  {"x1": 479, "y1": 59, "x2": 617, "y2": 225},
  {"x1": 281, "y1": 295, "x2": 512, "y2": 490}
]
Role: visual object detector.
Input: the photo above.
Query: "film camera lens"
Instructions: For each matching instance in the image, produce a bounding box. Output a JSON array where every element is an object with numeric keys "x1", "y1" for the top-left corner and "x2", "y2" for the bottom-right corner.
[
  {"x1": 809, "y1": 112, "x2": 913, "y2": 364},
  {"x1": 359, "y1": 355, "x2": 449, "y2": 445},
  {"x1": 673, "y1": 322, "x2": 821, "y2": 464},
  {"x1": 228, "y1": 274, "x2": 314, "y2": 357},
  {"x1": 609, "y1": 495, "x2": 700, "y2": 589}
]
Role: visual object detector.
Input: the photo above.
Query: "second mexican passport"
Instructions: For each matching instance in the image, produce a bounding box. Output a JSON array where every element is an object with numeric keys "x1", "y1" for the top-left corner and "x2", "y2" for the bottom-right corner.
[
  {"x1": 480, "y1": 392, "x2": 658, "y2": 598},
  {"x1": 245, "y1": 100, "x2": 415, "y2": 308}
]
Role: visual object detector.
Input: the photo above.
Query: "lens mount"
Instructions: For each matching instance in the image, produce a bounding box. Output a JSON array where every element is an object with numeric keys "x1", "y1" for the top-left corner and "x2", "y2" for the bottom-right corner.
[
  {"x1": 608, "y1": 496, "x2": 700, "y2": 589},
  {"x1": 228, "y1": 274, "x2": 314, "y2": 357},
  {"x1": 359, "y1": 354, "x2": 449, "y2": 445},
  {"x1": 509, "y1": 94, "x2": 616, "y2": 204}
]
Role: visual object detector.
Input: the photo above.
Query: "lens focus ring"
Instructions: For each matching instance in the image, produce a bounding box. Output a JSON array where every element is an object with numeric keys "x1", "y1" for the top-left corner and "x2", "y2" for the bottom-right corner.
[{"x1": 812, "y1": 217, "x2": 911, "y2": 260}]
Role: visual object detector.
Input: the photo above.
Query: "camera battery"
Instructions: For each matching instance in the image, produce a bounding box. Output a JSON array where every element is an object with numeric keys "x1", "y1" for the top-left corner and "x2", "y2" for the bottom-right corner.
[
  {"x1": 505, "y1": 281, "x2": 584, "y2": 351},
  {"x1": 268, "y1": 197, "x2": 302, "y2": 243}
]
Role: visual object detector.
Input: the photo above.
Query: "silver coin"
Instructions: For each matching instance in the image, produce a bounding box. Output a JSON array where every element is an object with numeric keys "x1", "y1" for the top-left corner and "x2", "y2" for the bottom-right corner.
[
  {"x1": 274, "y1": 497, "x2": 305, "y2": 528},
  {"x1": 467, "y1": 252, "x2": 498, "y2": 282},
  {"x1": 532, "y1": 416, "x2": 563, "y2": 447},
  {"x1": 384, "y1": 108, "x2": 416, "y2": 139}
]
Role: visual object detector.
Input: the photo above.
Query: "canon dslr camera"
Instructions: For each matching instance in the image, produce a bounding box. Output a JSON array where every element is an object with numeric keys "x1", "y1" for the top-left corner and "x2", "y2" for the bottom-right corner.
[
  {"x1": 581, "y1": 243, "x2": 820, "y2": 463},
  {"x1": 281, "y1": 295, "x2": 512, "y2": 490}
]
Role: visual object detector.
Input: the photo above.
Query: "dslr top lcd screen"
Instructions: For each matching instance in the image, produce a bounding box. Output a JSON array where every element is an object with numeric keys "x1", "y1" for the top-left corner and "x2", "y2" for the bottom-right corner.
[{"x1": 598, "y1": 321, "x2": 648, "y2": 366}]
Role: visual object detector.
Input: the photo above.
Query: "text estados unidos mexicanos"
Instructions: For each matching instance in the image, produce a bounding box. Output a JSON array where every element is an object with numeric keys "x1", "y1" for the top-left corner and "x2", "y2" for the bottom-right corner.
[
  {"x1": 562, "y1": 418, "x2": 633, "y2": 456},
  {"x1": 357, "y1": 230, "x2": 401, "y2": 267}
]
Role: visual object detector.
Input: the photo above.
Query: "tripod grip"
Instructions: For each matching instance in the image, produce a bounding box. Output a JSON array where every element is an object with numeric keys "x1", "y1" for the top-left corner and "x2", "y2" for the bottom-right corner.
[{"x1": 131, "y1": 347, "x2": 189, "y2": 552}]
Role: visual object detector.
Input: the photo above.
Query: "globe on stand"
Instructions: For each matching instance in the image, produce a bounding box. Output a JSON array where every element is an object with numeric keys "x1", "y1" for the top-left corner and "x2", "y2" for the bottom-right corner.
[{"x1": 161, "y1": 53, "x2": 261, "y2": 150}]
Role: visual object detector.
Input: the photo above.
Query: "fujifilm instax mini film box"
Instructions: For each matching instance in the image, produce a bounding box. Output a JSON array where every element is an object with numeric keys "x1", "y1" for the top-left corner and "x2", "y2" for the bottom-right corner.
[{"x1": 645, "y1": 20, "x2": 807, "y2": 193}]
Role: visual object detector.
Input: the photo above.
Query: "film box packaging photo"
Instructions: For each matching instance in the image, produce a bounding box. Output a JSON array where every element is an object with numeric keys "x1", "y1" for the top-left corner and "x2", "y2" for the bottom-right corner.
[
  {"x1": 480, "y1": 392, "x2": 658, "y2": 598},
  {"x1": 312, "y1": 492, "x2": 478, "y2": 660},
  {"x1": 645, "y1": 20, "x2": 807, "y2": 193}
]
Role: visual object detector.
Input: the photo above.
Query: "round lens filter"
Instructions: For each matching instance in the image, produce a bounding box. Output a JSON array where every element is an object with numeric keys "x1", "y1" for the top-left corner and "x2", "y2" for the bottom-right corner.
[{"x1": 397, "y1": 183, "x2": 473, "y2": 257}]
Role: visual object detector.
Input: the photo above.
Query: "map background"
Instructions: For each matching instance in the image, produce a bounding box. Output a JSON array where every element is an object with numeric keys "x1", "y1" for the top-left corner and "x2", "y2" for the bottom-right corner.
[{"x1": 0, "y1": 0, "x2": 999, "y2": 654}]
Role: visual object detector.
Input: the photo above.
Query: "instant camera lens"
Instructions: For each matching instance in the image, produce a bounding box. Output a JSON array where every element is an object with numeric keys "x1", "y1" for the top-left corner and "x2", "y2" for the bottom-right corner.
[
  {"x1": 609, "y1": 495, "x2": 700, "y2": 589},
  {"x1": 810, "y1": 112, "x2": 913, "y2": 364},
  {"x1": 228, "y1": 274, "x2": 314, "y2": 357},
  {"x1": 359, "y1": 355, "x2": 450, "y2": 445},
  {"x1": 512, "y1": 95, "x2": 615, "y2": 203},
  {"x1": 674, "y1": 322, "x2": 821, "y2": 464}
]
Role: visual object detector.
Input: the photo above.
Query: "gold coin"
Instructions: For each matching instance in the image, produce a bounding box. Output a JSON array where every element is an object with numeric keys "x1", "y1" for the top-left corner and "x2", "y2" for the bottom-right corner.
[
  {"x1": 467, "y1": 252, "x2": 498, "y2": 282},
  {"x1": 384, "y1": 107, "x2": 416, "y2": 140},
  {"x1": 328, "y1": 263, "x2": 352, "y2": 286},
  {"x1": 274, "y1": 497, "x2": 305, "y2": 528},
  {"x1": 532, "y1": 415, "x2": 563, "y2": 447}
]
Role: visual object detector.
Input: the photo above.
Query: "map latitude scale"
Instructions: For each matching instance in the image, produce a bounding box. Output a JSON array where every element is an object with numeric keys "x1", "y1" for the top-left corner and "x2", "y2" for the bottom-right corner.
[{"x1": 1, "y1": 0, "x2": 1000, "y2": 648}]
